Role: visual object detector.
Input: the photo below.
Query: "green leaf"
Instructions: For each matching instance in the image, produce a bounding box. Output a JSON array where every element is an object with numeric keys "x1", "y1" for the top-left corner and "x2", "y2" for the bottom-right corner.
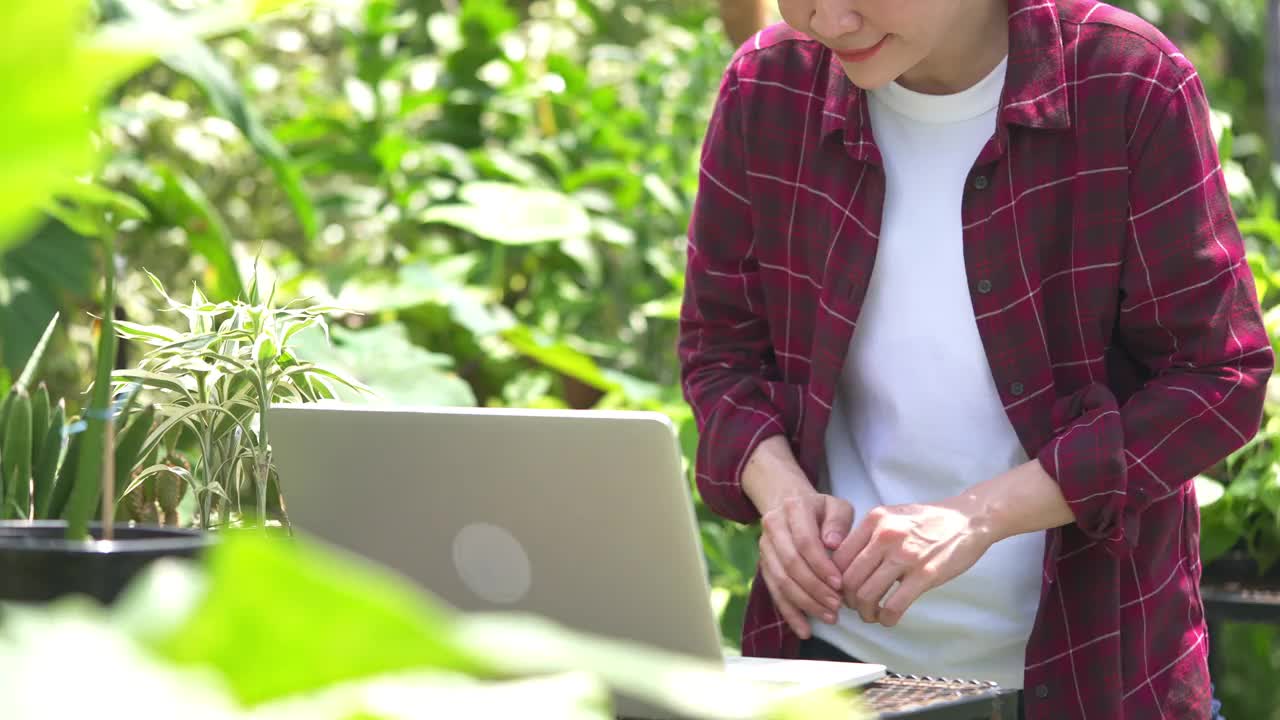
[
  {"x1": 114, "y1": 404, "x2": 156, "y2": 502},
  {"x1": 254, "y1": 332, "x2": 280, "y2": 369},
  {"x1": 137, "y1": 402, "x2": 252, "y2": 464},
  {"x1": 421, "y1": 182, "x2": 591, "y2": 245},
  {"x1": 19, "y1": 323, "x2": 59, "y2": 393},
  {"x1": 131, "y1": 532, "x2": 861, "y2": 719},
  {"x1": 12, "y1": 312, "x2": 58, "y2": 394},
  {"x1": 148, "y1": 531, "x2": 494, "y2": 705},
  {"x1": 44, "y1": 428, "x2": 81, "y2": 519},
  {"x1": 126, "y1": 166, "x2": 244, "y2": 302},
  {"x1": 3, "y1": 386, "x2": 33, "y2": 519},
  {"x1": 289, "y1": 323, "x2": 476, "y2": 407},
  {"x1": 111, "y1": 369, "x2": 194, "y2": 403},
  {"x1": 29, "y1": 383, "x2": 50, "y2": 466},
  {"x1": 277, "y1": 364, "x2": 373, "y2": 398},
  {"x1": 51, "y1": 179, "x2": 150, "y2": 225},
  {"x1": 115, "y1": 319, "x2": 183, "y2": 345},
  {"x1": 64, "y1": 225, "x2": 119, "y2": 538},
  {"x1": 32, "y1": 400, "x2": 65, "y2": 519},
  {"x1": 502, "y1": 325, "x2": 616, "y2": 393},
  {"x1": 0, "y1": 0, "x2": 99, "y2": 250},
  {"x1": 118, "y1": 462, "x2": 194, "y2": 503}
]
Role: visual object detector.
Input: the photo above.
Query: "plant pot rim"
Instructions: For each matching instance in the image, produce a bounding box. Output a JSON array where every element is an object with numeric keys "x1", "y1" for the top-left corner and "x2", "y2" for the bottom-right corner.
[{"x1": 0, "y1": 520, "x2": 214, "y2": 555}]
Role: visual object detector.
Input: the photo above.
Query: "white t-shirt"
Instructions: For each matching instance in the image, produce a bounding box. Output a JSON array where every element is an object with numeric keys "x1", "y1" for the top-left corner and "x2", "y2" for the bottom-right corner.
[{"x1": 812, "y1": 56, "x2": 1044, "y2": 691}]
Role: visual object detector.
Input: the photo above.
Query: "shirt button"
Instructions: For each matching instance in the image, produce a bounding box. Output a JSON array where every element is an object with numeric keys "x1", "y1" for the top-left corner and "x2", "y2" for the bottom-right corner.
[
  {"x1": 1035, "y1": 684, "x2": 1049, "y2": 699},
  {"x1": 976, "y1": 279, "x2": 992, "y2": 294},
  {"x1": 1010, "y1": 382, "x2": 1025, "y2": 396},
  {"x1": 972, "y1": 174, "x2": 990, "y2": 190}
]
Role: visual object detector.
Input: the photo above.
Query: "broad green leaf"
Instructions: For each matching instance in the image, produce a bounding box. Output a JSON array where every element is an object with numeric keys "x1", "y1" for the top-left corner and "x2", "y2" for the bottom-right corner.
[
  {"x1": 137, "y1": 167, "x2": 245, "y2": 302},
  {"x1": 130, "y1": 532, "x2": 861, "y2": 719},
  {"x1": 289, "y1": 323, "x2": 476, "y2": 407},
  {"x1": 421, "y1": 182, "x2": 591, "y2": 245},
  {"x1": 0, "y1": 222, "x2": 91, "y2": 376},
  {"x1": 0, "y1": 0, "x2": 316, "y2": 252},
  {"x1": 502, "y1": 325, "x2": 615, "y2": 393},
  {"x1": 148, "y1": 532, "x2": 494, "y2": 705},
  {"x1": 0, "y1": 0, "x2": 100, "y2": 250},
  {"x1": 50, "y1": 178, "x2": 150, "y2": 226}
]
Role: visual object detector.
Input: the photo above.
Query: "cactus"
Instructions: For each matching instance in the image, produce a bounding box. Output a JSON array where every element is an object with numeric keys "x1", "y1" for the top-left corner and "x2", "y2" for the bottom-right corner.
[
  {"x1": 123, "y1": 473, "x2": 159, "y2": 524},
  {"x1": 3, "y1": 385, "x2": 32, "y2": 519},
  {"x1": 156, "y1": 453, "x2": 190, "y2": 527},
  {"x1": 32, "y1": 399, "x2": 65, "y2": 517},
  {"x1": 30, "y1": 383, "x2": 49, "y2": 467}
]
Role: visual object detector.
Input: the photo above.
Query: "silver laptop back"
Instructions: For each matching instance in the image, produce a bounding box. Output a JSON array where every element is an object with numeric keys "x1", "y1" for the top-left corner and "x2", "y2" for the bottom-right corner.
[{"x1": 268, "y1": 403, "x2": 725, "y2": 666}]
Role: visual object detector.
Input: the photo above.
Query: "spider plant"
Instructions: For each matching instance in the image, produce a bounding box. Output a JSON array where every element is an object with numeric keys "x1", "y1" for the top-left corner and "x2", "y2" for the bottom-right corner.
[{"x1": 112, "y1": 270, "x2": 368, "y2": 531}]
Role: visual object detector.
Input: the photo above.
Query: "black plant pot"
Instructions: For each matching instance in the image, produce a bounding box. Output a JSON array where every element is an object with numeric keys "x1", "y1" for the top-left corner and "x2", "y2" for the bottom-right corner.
[{"x1": 0, "y1": 520, "x2": 214, "y2": 605}]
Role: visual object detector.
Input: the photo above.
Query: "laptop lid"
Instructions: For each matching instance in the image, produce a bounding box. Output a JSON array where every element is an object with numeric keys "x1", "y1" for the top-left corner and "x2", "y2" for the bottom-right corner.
[{"x1": 267, "y1": 403, "x2": 726, "y2": 665}]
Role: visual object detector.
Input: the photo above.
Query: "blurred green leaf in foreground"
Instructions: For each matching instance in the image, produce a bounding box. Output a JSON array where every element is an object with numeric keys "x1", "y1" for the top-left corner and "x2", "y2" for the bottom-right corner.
[{"x1": 0, "y1": 531, "x2": 866, "y2": 720}]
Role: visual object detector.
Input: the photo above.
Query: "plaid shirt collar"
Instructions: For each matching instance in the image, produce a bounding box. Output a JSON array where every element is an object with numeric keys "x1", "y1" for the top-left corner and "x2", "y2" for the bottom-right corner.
[{"x1": 822, "y1": 0, "x2": 1071, "y2": 163}]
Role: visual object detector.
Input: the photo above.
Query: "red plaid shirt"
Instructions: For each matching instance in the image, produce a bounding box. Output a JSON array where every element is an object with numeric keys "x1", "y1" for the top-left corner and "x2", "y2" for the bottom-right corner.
[{"x1": 678, "y1": 0, "x2": 1273, "y2": 717}]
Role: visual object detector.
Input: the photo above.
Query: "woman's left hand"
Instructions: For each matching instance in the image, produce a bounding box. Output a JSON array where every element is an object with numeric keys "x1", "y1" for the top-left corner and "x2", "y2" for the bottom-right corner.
[{"x1": 831, "y1": 498, "x2": 997, "y2": 627}]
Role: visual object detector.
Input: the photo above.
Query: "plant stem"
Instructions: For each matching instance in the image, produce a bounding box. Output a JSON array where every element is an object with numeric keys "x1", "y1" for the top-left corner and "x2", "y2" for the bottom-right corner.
[
  {"x1": 102, "y1": 415, "x2": 115, "y2": 540},
  {"x1": 64, "y1": 222, "x2": 119, "y2": 541}
]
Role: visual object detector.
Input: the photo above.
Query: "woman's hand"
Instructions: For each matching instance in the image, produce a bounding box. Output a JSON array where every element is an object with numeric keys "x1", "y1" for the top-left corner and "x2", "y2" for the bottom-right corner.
[
  {"x1": 831, "y1": 498, "x2": 996, "y2": 628},
  {"x1": 757, "y1": 493, "x2": 855, "y2": 639}
]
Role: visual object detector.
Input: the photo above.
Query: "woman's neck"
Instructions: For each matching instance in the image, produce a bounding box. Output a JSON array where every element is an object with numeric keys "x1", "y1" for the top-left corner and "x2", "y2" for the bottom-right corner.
[{"x1": 897, "y1": 0, "x2": 1010, "y2": 95}]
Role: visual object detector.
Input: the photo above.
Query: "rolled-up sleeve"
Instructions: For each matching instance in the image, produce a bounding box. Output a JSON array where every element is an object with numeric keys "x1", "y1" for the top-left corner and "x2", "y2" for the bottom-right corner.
[
  {"x1": 678, "y1": 58, "x2": 803, "y2": 525},
  {"x1": 1035, "y1": 67, "x2": 1274, "y2": 552}
]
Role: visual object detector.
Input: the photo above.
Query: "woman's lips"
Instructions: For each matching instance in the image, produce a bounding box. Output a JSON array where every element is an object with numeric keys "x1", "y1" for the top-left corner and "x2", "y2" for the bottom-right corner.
[{"x1": 833, "y1": 36, "x2": 888, "y2": 63}]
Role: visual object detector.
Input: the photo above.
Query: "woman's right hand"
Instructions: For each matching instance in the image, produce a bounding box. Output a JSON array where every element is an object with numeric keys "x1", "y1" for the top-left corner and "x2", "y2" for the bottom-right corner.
[{"x1": 757, "y1": 493, "x2": 854, "y2": 639}]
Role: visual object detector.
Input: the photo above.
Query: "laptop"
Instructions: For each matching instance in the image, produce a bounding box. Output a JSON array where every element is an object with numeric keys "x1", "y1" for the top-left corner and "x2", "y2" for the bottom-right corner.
[{"x1": 267, "y1": 403, "x2": 885, "y2": 716}]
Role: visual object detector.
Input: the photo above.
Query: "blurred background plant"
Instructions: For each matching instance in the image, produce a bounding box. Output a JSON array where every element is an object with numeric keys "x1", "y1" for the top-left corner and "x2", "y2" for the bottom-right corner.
[{"x1": 3, "y1": 0, "x2": 1279, "y2": 715}]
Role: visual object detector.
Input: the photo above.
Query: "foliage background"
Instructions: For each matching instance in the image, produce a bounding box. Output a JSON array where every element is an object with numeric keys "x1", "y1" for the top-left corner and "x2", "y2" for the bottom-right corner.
[{"x1": 4, "y1": 0, "x2": 1278, "y2": 716}]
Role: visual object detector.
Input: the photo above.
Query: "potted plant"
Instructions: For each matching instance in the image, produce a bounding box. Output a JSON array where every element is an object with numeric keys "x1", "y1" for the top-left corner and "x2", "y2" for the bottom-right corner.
[
  {"x1": 110, "y1": 269, "x2": 367, "y2": 533},
  {"x1": 0, "y1": 215, "x2": 213, "y2": 606},
  {"x1": 0, "y1": 0, "x2": 316, "y2": 607}
]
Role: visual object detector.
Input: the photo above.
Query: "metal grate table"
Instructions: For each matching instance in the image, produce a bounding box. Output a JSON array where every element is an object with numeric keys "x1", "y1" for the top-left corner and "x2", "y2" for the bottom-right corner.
[{"x1": 863, "y1": 673, "x2": 1019, "y2": 719}]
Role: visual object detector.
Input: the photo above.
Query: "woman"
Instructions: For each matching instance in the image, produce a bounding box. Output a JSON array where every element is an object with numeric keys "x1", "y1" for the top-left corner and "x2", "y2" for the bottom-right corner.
[{"x1": 677, "y1": 0, "x2": 1272, "y2": 717}]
